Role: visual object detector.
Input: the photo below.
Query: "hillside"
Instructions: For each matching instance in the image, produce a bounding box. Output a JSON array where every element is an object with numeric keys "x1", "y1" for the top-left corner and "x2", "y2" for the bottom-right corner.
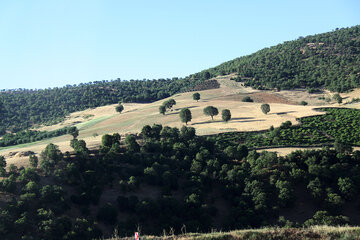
[
  {"x1": 1, "y1": 26, "x2": 359, "y2": 134},
  {"x1": 3, "y1": 75, "x2": 360, "y2": 168},
  {"x1": 195, "y1": 25, "x2": 360, "y2": 92},
  {"x1": 1, "y1": 123, "x2": 360, "y2": 239},
  {"x1": 0, "y1": 76, "x2": 208, "y2": 132},
  {"x1": 1, "y1": 26, "x2": 360, "y2": 240}
]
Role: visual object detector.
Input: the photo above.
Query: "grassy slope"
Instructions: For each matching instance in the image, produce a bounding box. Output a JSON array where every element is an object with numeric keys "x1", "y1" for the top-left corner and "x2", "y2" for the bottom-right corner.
[
  {"x1": 1, "y1": 75, "x2": 360, "y2": 168},
  {"x1": 107, "y1": 226, "x2": 360, "y2": 240}
]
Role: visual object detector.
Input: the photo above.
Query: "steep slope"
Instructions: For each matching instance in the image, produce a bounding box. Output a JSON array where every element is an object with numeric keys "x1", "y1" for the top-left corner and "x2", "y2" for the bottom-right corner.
[{"x1": 195, "y1": 25, "x2": 360, "y2": 92}]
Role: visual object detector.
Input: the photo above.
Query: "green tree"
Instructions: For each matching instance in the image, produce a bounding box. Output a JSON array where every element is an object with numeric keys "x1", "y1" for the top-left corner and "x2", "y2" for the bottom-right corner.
[
  {"x1": 261, "y1": 104, "x2": 270, "y2": 114},
  {"x1": 300, "y1": 101, "x2": 308, "y2": 106},
  {"x1": 125, "y1": 135, "x2": 140, "y2": 152},
  {"x1": 0, "y1": 156, "x2": 6, "y2": 176},
  {"x1": 116, "y1": 104, "x2": 124, "y2": 113},
  {"x1": 179, "y1": 108, "x2": 192, "y2": 125},
  {"x1": 163, "y1": 99, "x2": 176, "y2": 111},
  {"x1": 334, "y1": 139, "x2": 353, "y2": 154},
  {"x1": 192, "y1": 92, "x2": 200, "y2": 102},
  {"x1": 333, "y1": 94, "x2": 342, "y2": 103},
  {"x1": 222, "y1": 109, "x2": 231, "y2": 122},
  {"x1": 40, "y1": 143, "x2": 62, "y2": 163},
  {"x1": 338, "y1": 177, "x2": 357, "y2": 200},
  {"x1": 203, "y1": 106, "x2": 218, "y2": 120},
  {"x1": 67, "y1": 126, "x2": 79, "y2": 139},
  {"x1": 159, "y1": 105, "x2": 166, "y2": 115},
  {"x1": 29, "y1": 154, "x2": 38, "y2": 168}
]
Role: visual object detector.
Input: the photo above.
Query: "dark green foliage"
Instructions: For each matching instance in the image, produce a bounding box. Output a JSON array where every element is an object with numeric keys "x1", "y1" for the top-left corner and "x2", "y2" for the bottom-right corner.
[
  {"x1": 162, "y1": 99, "x2": 176, "y2": 112},
  {"x1": 300, "y1": 101, "x2": 308, "y2": 106},
  {"x1": 0, "y1": 156, "x2": 6, "y2": 169},
  {"x1": 0, "y1": 127, "x2": 71, "y2": 147},
  {"x1": 67, "y1": 126, "x2": 79, "y2": 139},
  {"x1": 242, "y1": 96, "x2": 254, "y2": 102},
  {"x1": 125, "y1": 135, "x2": 140, "y2": 152},
  {"x1": 200, "y1": 26, "x2": 360, "y2": 92},
  {"x1": 179, "y1": 108, "x2": 192, "y2": 125},
  {"x1": 334, "y1": 139, "x2": 353, "y2": 154},
  {"x1": 40, "y1": 144, "x2": 63, "y2": 175},
  {"x1": 101, "y1": 133, "x2": 121, "y2": 148},
  {"x1": 159, "y1": 105, "x2": 166, "y2": 115},
  {"x1": 141, "y1": 124, "x2": 162, "y2": 140},
  {"x1": 209, "y1": 108, "x2": 360, "y2": 149},
  {"x1": 304, "y1": 211, "x2": 349, "y2": 226},
  {"x1": 203, "y1": 106, "x2": 218, "y2": 120},
  {"x1": 115, "y1": 104, "x2": 124, "y2": 113},
  {"x1": 222, "y1": 109, "x2": 231, "y2": 122},
  {"x1": 333, "y1": 93, "x2": 343, "y2": 103},
  {"x1": 2, "y1": 123, "x2": 360, "y2": 239},
  {"x1": 261, "y1": 104, "x2": 270, "y2": 114},
  {"x1": 180, "y1": 126, "x2": 196, "y2": 141},
  {"x1": 193, "y1": 92, "x2": 200, "y2": 102}
]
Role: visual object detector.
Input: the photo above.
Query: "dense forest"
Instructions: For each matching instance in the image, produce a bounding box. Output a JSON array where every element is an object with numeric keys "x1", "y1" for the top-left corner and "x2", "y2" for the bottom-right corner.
[
  {"x1": 0, "y1": 125, "x2": 359, "y2": 239},
  {"x1": 194, "y1": 25, "x2": 360, "y2": 92},
  {"x1": 0, "y1": 76, "x2": 208, "y2": 133}
]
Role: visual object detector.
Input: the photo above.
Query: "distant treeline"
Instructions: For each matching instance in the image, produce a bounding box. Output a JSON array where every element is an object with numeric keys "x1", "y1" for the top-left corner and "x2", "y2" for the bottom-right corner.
[
  {"x1": 0, "y1": 76, "x2": 208, "y2": 132},
  {"x1": 196, "y1": 25, "x2": 360, "y2": 92},
  {"x1": 0, "y1": 127, "x2": 71, "y2": 147}
]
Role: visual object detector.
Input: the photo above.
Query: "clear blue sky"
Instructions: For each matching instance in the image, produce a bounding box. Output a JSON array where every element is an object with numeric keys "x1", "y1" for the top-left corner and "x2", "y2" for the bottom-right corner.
[{"x1": 0, "y1": 0, "x2": 359, "y2": 89}]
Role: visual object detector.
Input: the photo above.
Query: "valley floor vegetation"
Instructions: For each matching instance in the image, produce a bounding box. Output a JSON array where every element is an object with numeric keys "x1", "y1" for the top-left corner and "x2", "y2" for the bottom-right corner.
[{"x1": 1, "y1": 123, "x2": 360, "y2": 239}]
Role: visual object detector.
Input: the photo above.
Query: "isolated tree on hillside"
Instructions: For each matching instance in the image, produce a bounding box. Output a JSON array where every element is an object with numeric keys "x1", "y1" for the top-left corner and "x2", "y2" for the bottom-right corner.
[
  {"x1": 203, "y1": 106, "x2": 218, "y2": 120},
  {"x1": 333, "y1": 94, "x2": 342, "y2": 104},
  {"x1": 222, "y1": 109, "x2": 231, "y2": 122},
  {"x1": 163, "y1": 99, "x2": 176, "y2": 111},
  {"x1": 193, "y1": 92, "x2": 200, "y2": 102},
  {"x1": 261, "y1": 104, "x2": 270, "y2": 115},
  {"x1": 67, "y1": 126, "x2": 79, "y2": 139},
  {"x1": 180, "y1": 108, "x2": 192, "y2": 125},
  {"x1": 116, "y1": 104, "x2": 124, "y2": 113},
  {"x1": 159, "y1": 105, "x2": 166, "y2": 115}
]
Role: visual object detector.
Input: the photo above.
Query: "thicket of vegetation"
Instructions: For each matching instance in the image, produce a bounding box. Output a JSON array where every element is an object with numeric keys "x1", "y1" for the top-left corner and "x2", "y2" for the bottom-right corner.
[
  {"x1": 0, "y1": 127, "x2": 71, "y2": 147},
  {"x1": 210, "y1": 108, "x2": 360, "y2": 150},
  {"x1": 194, "y1": 26, "x2": 360, "y2": 92},
  {"x1": 1, "y1": 124, "x2": 359, "y2": 239}
]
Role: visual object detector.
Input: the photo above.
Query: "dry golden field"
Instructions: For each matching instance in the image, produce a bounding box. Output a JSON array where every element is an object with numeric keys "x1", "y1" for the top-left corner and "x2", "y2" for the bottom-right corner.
[{"x1": 1, "y1": 74, "x2": 359, "y2": 168}]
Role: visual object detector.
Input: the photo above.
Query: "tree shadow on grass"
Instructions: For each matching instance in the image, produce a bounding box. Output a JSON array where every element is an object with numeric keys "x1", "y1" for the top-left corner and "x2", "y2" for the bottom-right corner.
[
  {"x1": 192, "y1": 119, "x2": 265, "y2": 125},
  {"x1": 273, "y1": 111, "x2": 296, "y2": 115},
  {"x1": 173, "y1": 106, "x2": 197, "y2": 111},
  {"x1": 192, "y1": 120, "x2": 223, "y2": 125},
  {"x1": 231, "y1": 117, "x2": 255, "y2": 121},
  {"x1": 235, "y1": 119, "x2": 265, "y2": 123}
]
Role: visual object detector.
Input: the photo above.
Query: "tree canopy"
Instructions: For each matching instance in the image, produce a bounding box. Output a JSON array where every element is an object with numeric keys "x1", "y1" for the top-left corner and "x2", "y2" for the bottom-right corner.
[
  {"x1": 179, "y1": 108, "x2": 192, "y2": 125},
  {"x1": 203, "y1": 106, "x2": 219, "y2": 120}
]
